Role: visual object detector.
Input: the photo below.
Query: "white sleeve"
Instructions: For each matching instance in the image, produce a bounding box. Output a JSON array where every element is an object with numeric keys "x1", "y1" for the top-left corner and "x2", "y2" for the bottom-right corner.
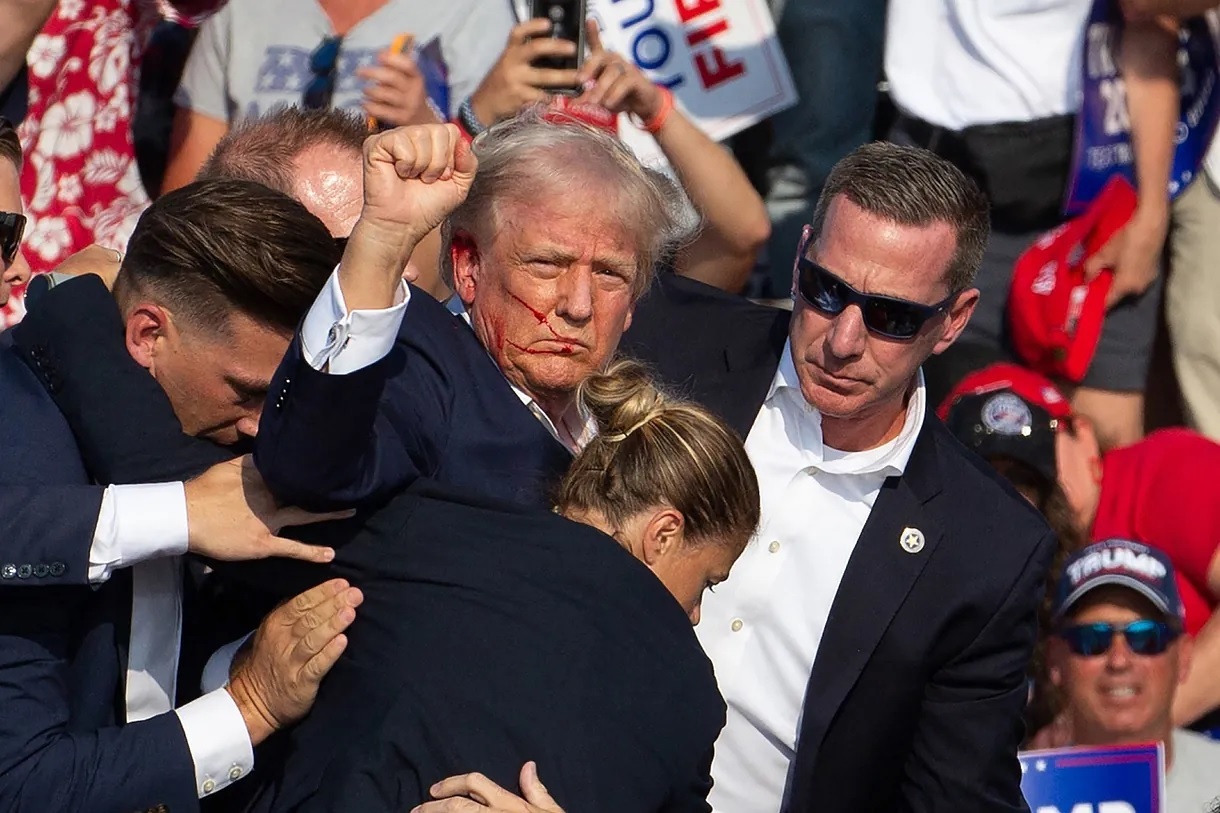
[
  {"x1": 175, "y1": 688, "x2": 255, "y2": 798},
  {"x1": 299, "y1": 267, "x2": 410, "y2": 375},
  {"x1": 88, "y1": 483, "x2": 189, "y2": 584},
  {"x1": 200, "y1": 631, "x2": 255, "y2": 694}
]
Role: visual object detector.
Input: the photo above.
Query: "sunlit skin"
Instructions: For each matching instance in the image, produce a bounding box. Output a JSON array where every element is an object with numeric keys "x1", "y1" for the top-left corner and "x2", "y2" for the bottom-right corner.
[
  {"x1": 0, "y1": 157, "x2": 31, "y2": 307},
  {"x1": 292, "y1": 144, "x2": 444, "y2": 296},
  {"x1": 124, "y1": 303, "x2": 291, "y2": 445},
  {"x1": 790, "y1": 196, "x2": 979, "y2": 451},
  {"x1": 451, "y1": 196, "x2": 640, "y2": 429},
  {"x1": 569, "y1": 506, "x2": 742, "y2": 625},
  {"x1": 1049, "y1": 587, "x2": 1192, "y2": 751}
]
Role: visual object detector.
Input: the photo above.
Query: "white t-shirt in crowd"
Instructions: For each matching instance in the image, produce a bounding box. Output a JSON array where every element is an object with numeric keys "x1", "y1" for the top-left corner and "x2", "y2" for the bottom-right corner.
[
  {"x1": 1167, "y1": 729, "x2": 1220, "y2": 813},
  {"x1": 884, "y1": 0, "x2": 1092, "y2": 130},
  {"x1": 176, "y1": 0, "x2": 514, "y2": 122}
]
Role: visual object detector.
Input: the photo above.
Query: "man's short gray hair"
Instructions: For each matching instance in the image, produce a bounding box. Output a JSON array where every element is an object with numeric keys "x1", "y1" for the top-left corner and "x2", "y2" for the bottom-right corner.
[{"x1": 440, "y1": 109, "x2": 695, "y2": 297}]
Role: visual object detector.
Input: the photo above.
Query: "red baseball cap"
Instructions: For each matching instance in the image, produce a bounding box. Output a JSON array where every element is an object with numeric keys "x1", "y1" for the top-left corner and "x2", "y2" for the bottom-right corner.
[
  {"x1": 937, "y1": 362, "x2": 1072, "y2": 422},
  {"x1": 938, "y1": 363, "x2": 1073, "y2": 482},
  {"x1": 1007, "y1": 175, "x2": 1137, "y2": 383}
]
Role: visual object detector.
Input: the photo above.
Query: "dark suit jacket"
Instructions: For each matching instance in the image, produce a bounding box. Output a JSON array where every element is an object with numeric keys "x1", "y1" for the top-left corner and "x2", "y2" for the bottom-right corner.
[
  {"x1": 0, "y1": 328, "x2": 199, "y2": 812},
  {"x1": 254, "y1": 287, "x2": 572, "y2": 511},
  {"x1": 622, "y1": 273, "x2": 1056, "y2": 813},
  {"x1": 242, "y1": 481, "x2": 723, "y2": 813}
]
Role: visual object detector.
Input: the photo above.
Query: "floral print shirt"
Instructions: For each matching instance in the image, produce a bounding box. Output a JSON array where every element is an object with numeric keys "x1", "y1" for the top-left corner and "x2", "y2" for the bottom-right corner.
[{"x1": 3, "y1": 0, "x2": 220, "y2": 327}]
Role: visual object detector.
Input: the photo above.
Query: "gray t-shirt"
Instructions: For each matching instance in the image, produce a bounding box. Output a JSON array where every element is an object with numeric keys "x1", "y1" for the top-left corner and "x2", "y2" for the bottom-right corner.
[
  {"x1": 1168, "y1": 729, "x2": 1220, "y2": 813},
  {"x1": 175, "y1": 0, "x2": 513, "y2": 122}
]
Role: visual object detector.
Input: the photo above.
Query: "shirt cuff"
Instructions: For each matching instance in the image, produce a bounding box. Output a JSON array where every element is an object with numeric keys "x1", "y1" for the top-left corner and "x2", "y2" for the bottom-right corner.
[
  {"x1": 88, "y1": 483, "x2": 190, "y2": 584},
  {"x1": 175, "y1": 688, "x2": 255, "y2": 798},
  {"x1": 200, "y1": 631, "x2": 255, "y2": 694},
  {"x1": 300, "y1": 266, "x2": 409, "y2": 375}
]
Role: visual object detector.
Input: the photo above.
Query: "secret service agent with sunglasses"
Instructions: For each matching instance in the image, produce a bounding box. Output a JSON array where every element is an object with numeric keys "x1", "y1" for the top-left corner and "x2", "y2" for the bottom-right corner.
[
  {"x1": 620, "y1": 140, "x2": 1056, "y2": 813},
  {"x1": 1046, "y1": 538, "x2": 1220, "y2": 810}
]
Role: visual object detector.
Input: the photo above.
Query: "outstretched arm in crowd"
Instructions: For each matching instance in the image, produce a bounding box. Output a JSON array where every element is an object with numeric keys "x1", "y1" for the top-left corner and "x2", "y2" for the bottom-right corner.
[
  {"x1": 0, "y1": 0, "x2": 56, "y2": 92},
  {"x1": 1083, "y1": 16, "x2": 1178, "y2": 309},
  {"x1": 575, "y1": 23, "x2": 769, "y2": 293}
]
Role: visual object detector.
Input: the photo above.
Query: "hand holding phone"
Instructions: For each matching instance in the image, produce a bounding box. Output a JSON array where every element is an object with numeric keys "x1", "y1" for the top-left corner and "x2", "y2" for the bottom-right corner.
[{"x1": 529, "y1": 0, "x2": 588, "y2": 76}]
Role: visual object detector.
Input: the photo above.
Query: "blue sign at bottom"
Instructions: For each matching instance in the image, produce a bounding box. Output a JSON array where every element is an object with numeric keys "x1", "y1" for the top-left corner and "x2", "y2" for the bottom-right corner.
[{"x1": 1020, "y1": 742, "x2": 1164, "y2": 813}]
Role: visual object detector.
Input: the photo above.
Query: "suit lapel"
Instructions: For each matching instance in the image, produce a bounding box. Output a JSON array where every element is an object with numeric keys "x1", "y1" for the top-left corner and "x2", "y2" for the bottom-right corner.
[{"x1": 790, "y1": 419, "x2": 945, "y2": 784}]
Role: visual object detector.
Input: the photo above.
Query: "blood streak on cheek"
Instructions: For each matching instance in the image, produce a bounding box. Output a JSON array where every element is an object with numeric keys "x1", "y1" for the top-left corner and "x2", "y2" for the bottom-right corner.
[{"x1": 507, "y1": 291, "x2": 574, "y2": 349}]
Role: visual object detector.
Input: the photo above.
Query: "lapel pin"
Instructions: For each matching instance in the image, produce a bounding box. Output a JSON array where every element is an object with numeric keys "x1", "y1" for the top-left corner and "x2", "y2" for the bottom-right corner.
[{"x1": 899, "y1": 527, "x2": 925, "y2": 554}]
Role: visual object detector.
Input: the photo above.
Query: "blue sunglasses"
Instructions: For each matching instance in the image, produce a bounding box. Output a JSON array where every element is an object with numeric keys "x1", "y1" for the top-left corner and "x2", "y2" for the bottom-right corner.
[
  {"x1": 1057, "y1": 619, "x2": 1181, "y2": 657},
  {"x1": 794, "y1": 226, "x2": 959, "y2": 341}
]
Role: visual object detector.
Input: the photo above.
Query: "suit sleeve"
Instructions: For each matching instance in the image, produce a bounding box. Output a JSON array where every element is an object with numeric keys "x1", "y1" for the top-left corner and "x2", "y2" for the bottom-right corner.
[
  {"x1": 661, "y1": 747, "x2": 714, "y2": 813},
  {"x1": 0, "y1": 486, "x2": 102, "y2": 587},
  {"x1": 896, "y1": 530, "x2": 1054, "y2": 813},
  {"x1": 11, "y1": 275, "x2": 231, "y2": 485},
  {"x1": 255, "y1": 305, "x2": 453, "y2": 511},
  {"x1": 0, "y1": 590, "x2": 199, "y2": 813}
]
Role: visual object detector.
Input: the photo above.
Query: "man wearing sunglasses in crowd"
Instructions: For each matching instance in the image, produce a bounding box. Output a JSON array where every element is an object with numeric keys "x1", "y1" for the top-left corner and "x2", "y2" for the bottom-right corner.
[
  {"x1": 615, "y1": 140, "x2": 1056, "y2": 813},
  {"x1": 1047, "y1": 538, "x2": 1220, "y2": 811}
]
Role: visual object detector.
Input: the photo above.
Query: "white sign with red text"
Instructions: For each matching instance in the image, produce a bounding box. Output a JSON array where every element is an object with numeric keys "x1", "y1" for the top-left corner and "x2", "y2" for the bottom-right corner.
[{"x1": 591, "y1": 0, "x2": 796, "y2": 165}]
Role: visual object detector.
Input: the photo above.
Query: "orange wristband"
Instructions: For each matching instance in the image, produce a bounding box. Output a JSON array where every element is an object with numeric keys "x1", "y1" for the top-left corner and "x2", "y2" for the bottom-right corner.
[{"x1": 636, "y1": 87, "x2": 674, "y2": 134}]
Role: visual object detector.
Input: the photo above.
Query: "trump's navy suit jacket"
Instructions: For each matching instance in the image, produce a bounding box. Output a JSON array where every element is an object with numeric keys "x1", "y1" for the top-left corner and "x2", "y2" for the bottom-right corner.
[
  {"x1": 0, "y1": 328, "x2": 200, "y2": 813},
  {"x1": 254, "y1": 287, "x2": 572, "y2": 511},
  {"x1": 243, "y1": 481, "x2": 724, "y2": 813}
]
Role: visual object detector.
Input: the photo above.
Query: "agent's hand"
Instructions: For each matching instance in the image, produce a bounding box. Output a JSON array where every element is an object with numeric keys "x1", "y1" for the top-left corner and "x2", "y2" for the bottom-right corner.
[
  {"x1": 575, "y1": 22, "x2": 662, "y2": 122},
  {"x1": 358, "y1": 48, "x2": 440, "y2": 128},
  {"x1": 53, "y1": 244, "x2": 123, "y2": 290},
  {"x1": 184, "y1": 456, "x2": 351, "y2": 564},
  {"x1": 226, "y1": 578, "x2": 364, "y2": 745},
  {"x1": 469, "y1": 19, "x2": 582, "y2": 126},
  {"x1": 412, "y1": 762, "x2": 565, "y2": 813}
]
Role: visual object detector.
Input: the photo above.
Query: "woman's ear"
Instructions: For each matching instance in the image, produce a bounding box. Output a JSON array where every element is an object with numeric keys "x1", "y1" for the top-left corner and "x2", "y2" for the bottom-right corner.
[{"x1": 640, "y1": 507, "x2": 686, "y2": 567}]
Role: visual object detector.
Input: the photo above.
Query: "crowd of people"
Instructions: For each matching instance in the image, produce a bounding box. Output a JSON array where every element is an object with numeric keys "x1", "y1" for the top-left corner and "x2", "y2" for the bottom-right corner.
[{"x1": 2, "y1": 0, "x2": 1220, "y2": 811}]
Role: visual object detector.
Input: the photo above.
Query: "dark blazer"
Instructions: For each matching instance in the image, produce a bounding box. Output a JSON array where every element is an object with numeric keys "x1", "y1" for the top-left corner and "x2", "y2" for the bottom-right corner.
[
  {"x1": 254, "y1": 287, "x2": 572, "y2": 511},
  {"x1": 0, "y1": 329, "x2": 199, "y2": 812},
  {"x1": 622, "y1": 274, "x2": 1056, "y2": 813},
  {"x1": 242, "y1": 480, "x2": 723, "y2": 813}
]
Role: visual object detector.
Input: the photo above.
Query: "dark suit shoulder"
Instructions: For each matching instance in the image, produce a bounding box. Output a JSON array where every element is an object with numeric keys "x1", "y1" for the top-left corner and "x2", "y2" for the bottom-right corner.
[{"x1": 623, "y1": 272, "x2": 790, "y2": 358}]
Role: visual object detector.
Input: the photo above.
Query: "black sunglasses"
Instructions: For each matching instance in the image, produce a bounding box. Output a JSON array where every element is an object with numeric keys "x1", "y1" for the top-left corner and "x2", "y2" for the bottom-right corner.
[
  {"x1": 1058, "y1": 619, "x2": 1181, "y2": 657},
  {"x1": 303, "y1": 35, "x2": 343, "y2": 110},
  {"x1": 0, "y1": 212, "x2": 26, "y2": 264},
  {"x1": 793, "y1": 228, "x2": 959, "y2": 341}
]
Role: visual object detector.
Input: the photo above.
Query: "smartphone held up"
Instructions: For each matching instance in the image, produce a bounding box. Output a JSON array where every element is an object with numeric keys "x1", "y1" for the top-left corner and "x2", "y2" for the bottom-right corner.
[{"x1": 530, "y1": 0, "x2": 587, "y2": 89}]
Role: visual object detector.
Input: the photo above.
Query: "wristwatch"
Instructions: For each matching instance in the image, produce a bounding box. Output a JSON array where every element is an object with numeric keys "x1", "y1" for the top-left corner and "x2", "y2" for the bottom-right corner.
[{"x1": 458, "y1": 97, "x2": 487, "y2": 137}]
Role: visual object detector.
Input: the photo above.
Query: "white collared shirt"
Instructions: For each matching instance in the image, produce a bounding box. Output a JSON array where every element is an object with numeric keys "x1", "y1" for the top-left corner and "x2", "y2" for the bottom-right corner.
[
  {"x1": 696, "y1": 342, "x2": 926, "y2": 813},
  {"x1": 885, "y1": 0, "x2": 1092, "y2": 130},
  {"x1": 297, "y1": 269, "x2": 594, "y2": 452},
  {"x1": 86, "y1": 484, "x2": 254, "y2": 798}
]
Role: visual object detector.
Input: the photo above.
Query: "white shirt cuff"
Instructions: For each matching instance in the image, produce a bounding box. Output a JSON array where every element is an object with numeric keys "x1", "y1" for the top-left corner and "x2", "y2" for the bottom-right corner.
[
  {"x1": 300, "y1": 266, "x2": 409, "y2": 375},
  {"x1": 175, "y1": 688, "x2": 255, "y2": 798},
  {"x1": 200, "y1": 631, "x2": 255, "y2": 694},
  {"x1": 88, "y1": 483, "x2": 190, "y2": 584}
]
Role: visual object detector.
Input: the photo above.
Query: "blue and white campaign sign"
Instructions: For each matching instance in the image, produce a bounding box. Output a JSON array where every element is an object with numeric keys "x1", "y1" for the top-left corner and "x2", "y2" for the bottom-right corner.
[
  {"x1": 1066, "y1": 0, "x2": 1220, "y2": 214},
  {"x1": 1019, "y1": 742, "x2": 1165, "y2": 813},
  {"x1": 513, "y1": 0, "x2": 795, "y2": 166}
]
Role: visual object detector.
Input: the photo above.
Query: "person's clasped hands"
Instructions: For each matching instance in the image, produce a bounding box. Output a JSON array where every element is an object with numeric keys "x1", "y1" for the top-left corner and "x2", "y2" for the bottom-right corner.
[{"x1": 412, "y1": 762, "x2": 566, "y2": 813}]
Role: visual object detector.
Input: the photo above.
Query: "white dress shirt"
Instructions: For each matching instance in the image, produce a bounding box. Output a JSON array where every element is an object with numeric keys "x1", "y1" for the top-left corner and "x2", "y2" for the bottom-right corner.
[
  {"x1": 88, "y1": 484, "x2": 254, "y2": 798},
  {"x1": 298, "y1": 269, "x2": 595, "y2": 451},
  {"x1": 695, "y1": 342, "x2": 926, "y2": 813},
  {"x1": 885, "y1": 0, "x2": 1092, "y2": 130}
]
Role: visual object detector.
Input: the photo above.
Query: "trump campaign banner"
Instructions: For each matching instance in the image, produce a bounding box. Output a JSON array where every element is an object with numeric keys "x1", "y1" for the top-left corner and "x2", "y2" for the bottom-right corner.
[
  {"x1": 592, "y1": 0, "x2": 796, "y2": 165},
  {"x1": 1065, "y1": 0, "x2": 1220, "y2": 214},
  {"x1": 1019, "y1": 743, "x2": 1165, "y2": 813}
]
